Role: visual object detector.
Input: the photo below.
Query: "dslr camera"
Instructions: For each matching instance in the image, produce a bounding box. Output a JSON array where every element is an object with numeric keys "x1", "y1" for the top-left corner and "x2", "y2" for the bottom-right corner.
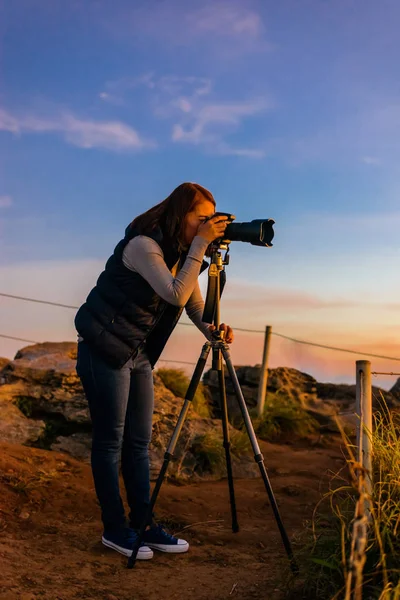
[{"x1": 208, "y1": 212, "x2": 274, "y2": 247}]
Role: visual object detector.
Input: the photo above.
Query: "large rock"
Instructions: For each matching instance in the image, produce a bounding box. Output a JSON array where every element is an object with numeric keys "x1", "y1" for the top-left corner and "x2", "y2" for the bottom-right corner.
[
  {"x1": 0, "y1": 380, "x2": 45, "y2": 445},
  {"x1": 0, "y1": 343, "x2": 258, "y2": 480},
  {"x1": 1, "y1": 342, "x2": 88, "y2": 424},
  {"x1": 316, "y1": 382, "x2": 400, "y2": 410},
  {"x1": 0, "y1": 356, "x2": 11, "y2": 373},
  {"x1": 203, "y1": 365, "x2": 320, "y2": 417},
  {"x1": 0, "y1": 343, "x2": 90, "y2": 456},
  {"x1": 390, "y1": 377, "x2": 400, "y2": 400}
]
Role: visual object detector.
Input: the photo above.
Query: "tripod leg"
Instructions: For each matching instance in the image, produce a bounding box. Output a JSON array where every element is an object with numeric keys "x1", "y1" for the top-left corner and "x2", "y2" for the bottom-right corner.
[
  {"x1": 127, "y1": 342, "x2": 211, "y2": 568},
  {"x1": 214, "y1": 347, "x2": 239, "y2": 533},
  {"x1": 221, "y1": 344, "x2": 299, "y2": 574}
]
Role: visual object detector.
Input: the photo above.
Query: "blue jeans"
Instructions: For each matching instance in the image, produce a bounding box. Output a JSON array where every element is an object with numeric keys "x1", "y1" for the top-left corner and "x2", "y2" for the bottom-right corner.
[{"x1": 76, "y1": 341, "x2": 154, "y2": 532}]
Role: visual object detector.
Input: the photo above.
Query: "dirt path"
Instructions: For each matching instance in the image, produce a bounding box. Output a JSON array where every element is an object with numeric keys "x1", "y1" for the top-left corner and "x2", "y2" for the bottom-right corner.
[{"x1": 0, "y1": 438, "x2": 345, "y2": 600}]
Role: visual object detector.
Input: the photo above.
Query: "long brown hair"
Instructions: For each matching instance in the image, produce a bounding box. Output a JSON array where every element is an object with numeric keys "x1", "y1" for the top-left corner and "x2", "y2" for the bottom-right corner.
[{"x1": 130, "y1": 182, "x2": 215, "y2": 245}]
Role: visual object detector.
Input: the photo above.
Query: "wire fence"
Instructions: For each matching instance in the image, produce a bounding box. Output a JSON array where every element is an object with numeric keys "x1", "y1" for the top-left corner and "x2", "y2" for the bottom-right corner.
[{"x1": 1, "y1": 291, "x2": 400, "y2": 369}]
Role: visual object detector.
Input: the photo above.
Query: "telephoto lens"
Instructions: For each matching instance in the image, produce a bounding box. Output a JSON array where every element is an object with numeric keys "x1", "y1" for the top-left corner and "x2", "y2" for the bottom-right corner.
[
  {"x1": 211, "y1": 212, "x2": 275, "y2": 247},
  {"x1": 225, "y1": 219, "x2": 274, "y2": 247}
]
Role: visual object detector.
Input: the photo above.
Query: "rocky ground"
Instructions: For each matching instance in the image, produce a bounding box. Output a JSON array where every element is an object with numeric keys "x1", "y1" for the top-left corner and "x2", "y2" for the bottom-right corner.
[{"x1": 0, "y1": 436, "x2": 345, "y2": 600}]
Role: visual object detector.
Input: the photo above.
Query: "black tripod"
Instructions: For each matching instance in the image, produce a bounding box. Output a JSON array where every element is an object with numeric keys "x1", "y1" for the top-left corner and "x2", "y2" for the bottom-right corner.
[{"x1": 128, "y1": 241, "x2": 298, "y2": 573}]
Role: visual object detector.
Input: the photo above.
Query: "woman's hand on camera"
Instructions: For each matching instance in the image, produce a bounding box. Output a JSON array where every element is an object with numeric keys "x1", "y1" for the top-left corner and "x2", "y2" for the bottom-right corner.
[
  {"x1": 208, "y1": 323, "x2": 234, "y2": 344},
  {"x1": 197, "y1": 215, "x2": 228, "y2": 243}
]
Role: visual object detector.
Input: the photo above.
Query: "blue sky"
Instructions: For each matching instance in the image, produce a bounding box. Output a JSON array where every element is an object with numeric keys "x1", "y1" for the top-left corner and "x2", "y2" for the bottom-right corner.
[{"x1": 1, "y1": 0, "x2": 400, "y2": 387}]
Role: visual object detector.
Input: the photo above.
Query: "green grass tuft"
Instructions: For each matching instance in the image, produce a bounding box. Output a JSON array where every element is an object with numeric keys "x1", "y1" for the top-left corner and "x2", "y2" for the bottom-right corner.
[
  {"x1": 253, "y1": 392, "x2": 320, "y2": 442},
  {"x1": 157, "y1": 368, "x2": 212, "y2": 418},
  {"x1": 190, "y1": 429, "x2": 251, "y2": 475}
]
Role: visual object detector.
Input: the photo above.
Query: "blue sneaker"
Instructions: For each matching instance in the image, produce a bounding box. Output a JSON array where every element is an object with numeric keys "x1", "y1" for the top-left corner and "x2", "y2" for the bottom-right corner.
[
  {"x1": 102, "y1": 528, "x2": 153, "y2": 560},
  {"x1": 142, "y1": 524, "x2": 189, "y2": 554}
]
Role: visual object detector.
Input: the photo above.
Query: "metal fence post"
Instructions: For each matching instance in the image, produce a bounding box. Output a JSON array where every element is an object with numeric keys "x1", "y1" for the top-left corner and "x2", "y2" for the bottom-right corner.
[
  {"x1": 256, "y1": 326, "x2": 272, "y2": 418},
  {"x1": 355, "y1": 360, "x2": 373, "y2": 495}
]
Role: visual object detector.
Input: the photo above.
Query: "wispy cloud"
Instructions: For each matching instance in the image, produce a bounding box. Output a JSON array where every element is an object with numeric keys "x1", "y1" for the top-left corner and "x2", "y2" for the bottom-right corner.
[
  {"x1": 0, "y1": 107, "x2": 155, "y2": 152},
  {"x1": 101, "y1": 1, "x2": 270, "y2": 55},
  {"x1": 100, "y1": 73, "x2": 270, "y2": 157},
  {"x1": 187, "y1": 3, "x2": 264, "y2": 38},
  {"x1": 198, "y1": 279, "x2": 400, "y2": 327},
  {"x1": 99, "y1": 73, "x2": 158, "y2": 106},
  {"x1": 171, "y1": 100, "x2": 268, "y2": 144},
  {"x1": 100, "y1": 74, "x2": 211, "y2": 108},
  {"x1": 172, "y1": 101, "x2": 265, "y2": 144},
  {"x1": 0, "y1": 196, "x2": 13, "y2": 208},
  {"x1": 153, "y1": 75, "x2": 269, "y2": 156},
  {"x1": 169, "y1": 91, "x2": 270, "y2": 157},
  {"x1": 220, "y1": 281, "x2": 360, "y2": 313},
  {"x1": 213, "y1": 143, "x2": 266, "y2": 158}
]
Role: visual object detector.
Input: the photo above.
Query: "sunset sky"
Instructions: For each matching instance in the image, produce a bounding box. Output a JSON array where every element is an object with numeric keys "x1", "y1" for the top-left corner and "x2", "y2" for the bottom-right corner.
[{"x1": 1, "y1": 0, "x2": 400, "y2": 389}]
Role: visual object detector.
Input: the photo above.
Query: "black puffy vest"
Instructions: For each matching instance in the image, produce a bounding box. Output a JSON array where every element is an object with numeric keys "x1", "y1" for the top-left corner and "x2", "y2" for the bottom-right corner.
[{"x1": 74, "y1": 225, "x2": 209, "y2": 369}]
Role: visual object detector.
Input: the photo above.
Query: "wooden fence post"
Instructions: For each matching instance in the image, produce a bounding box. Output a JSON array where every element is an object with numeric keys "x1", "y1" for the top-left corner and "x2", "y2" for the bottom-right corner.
[
  {"x1": 356, "y1": 360, "x2": 373, "y2": 496},
  {"x1": 256, "y1": 326, "x2": 272, "y2": 417}
]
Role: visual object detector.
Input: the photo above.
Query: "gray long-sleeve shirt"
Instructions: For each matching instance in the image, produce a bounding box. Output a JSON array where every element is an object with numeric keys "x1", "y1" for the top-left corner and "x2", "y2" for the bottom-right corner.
[{"x1": 122, "y1": 234, "x2": 212, "y2": 339}]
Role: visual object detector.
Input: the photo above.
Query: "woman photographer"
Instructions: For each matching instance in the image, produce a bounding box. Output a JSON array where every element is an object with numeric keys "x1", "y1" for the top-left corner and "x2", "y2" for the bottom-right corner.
[{"x1": 75, "y1": 182, "x2": 234, "y2": 561}]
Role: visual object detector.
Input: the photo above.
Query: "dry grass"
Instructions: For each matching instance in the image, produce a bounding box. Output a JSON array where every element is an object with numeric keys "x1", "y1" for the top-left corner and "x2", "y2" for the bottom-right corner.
[{"x1": 287, "y1": 396, "x2": 400, "y2": 599}]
